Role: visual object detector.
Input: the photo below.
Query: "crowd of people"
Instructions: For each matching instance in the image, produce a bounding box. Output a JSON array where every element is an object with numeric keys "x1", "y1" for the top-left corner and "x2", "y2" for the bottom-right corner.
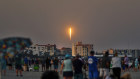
[
  {"x1": 41, "y1": 51, "x2": 132, "y2": 79},
  {"x1": 1, "y1": 51, "x2": 140, "y2": 79}
]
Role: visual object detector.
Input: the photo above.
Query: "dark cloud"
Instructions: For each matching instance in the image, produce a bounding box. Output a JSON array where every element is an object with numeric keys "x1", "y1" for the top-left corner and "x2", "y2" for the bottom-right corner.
[{"x1": 0, "y1": 0, "x2": 140, "y2": 51}]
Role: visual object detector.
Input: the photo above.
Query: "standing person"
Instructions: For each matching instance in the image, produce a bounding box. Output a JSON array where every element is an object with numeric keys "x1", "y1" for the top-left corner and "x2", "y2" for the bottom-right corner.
[
  {"x1": 132, "y1": 59, "x2": 135, "y2": 71},
  {"x1": 99, "y1": 51, "x2": 110, "y2": 79},
  {"x1": 1, "y1": 54, "x2": 7, "y2": 76},
  {"x1": 121, "y1": 60, "x2": 125, "y2": 72},
  {"x1": 83, "y1": 59, "x2": 88, "y2": 79},
  {"x1": 88, "y1": 51, "x2": 98, "y2": 79},
  {"x1": 134, "y1": 58, "x2": 139, "y2": 72},
  {"x1": 28, "y1": 58, "x2": 31, "y2": 67},
  {"x1": 32, "y1": 58, "x2": 35, "y2": 65},
  {"x1": 97, "y1": 58, "x2": 102, "y2": 77},
  {"x1": 41, "y1": 58, "x2": 46, "y2": 72},
  {"x1": 53, "y1": 57, "x2": 59, "y2": 72},
  {"x1": 15, "y1": 54, "x2": 23, "y2": 77},
  {"x1": 111, "y1": 52, "x2": 121, "y2": 79},
  {"x1": 24, "y1": 57, "x2": 28, "y2": 71},
  {"x1": 50, "y1": 58, "x2": 53, "y2": 70},
  {"x1": 60, "y1": 54, "x2": 73, "y2": 79},
  {"x1": 34, "y1": 58, "x2": 39, "y2": 72},
  {"x1": 7, "y1": 56, "x2": 13, "y2": 70},
  {"x1": 46, "y1": 57, "x2": 51, "y2": 70},
  {"x1": 73, "y1": 54, "x2": 83, "y2": 79},
  {"x1": 124, "y1": 55, "x2": 129, "y2": 71}
]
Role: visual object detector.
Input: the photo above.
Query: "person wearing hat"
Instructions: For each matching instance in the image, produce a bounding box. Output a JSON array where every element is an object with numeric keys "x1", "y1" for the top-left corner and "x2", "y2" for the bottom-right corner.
[
  {"x1": 60, "y1": 54, "x2": 73, "y2": 79},
  {"x1": 73, "y1": 54, "x2": 84, "y2": 79}
]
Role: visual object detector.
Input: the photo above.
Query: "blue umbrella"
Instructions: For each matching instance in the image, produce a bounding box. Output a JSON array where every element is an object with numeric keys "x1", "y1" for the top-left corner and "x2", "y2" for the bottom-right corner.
[{"x1": 0, "y1": 37, "x2": 32, "y2": 58}]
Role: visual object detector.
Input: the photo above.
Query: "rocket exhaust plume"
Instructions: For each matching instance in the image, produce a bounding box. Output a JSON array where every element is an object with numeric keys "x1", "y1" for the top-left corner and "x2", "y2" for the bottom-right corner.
[{"x1": 69, "y1": 27, "x2": 71, "y2": 40}]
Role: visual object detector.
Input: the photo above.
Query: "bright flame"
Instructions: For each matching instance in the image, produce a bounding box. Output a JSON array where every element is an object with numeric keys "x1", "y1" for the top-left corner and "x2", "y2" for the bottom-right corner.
[{"x1": 69, "y1": 27, "x2": 71, "y2": 40}]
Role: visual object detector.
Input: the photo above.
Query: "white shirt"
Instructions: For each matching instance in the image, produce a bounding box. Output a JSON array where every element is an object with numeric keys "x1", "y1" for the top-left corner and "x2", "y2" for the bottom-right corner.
[{"x1": 111, "y1": 57, "x2": 121, "y2": 68}]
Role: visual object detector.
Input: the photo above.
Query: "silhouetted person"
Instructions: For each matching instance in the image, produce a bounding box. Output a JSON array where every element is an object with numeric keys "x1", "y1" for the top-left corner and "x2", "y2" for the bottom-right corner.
[
  {"x1": 7, "y1": 56, "x2": 13, "y2": 70},
  {"x1": 53, "y1": 57, "x2": 59, "y2": 72},
  {"x1": 46, "y1": 57, "x2": 51, "y2": 70},
  {"x1": 100, "y1": 51, "x2": 110, "y2": 79},
  {"x1": 73, "y1": 54, "x2": 83, "y2": 79},
  {"x1": 41, "y1": 58, "x2": 46, "y2": 72},
  {"x1": 15, "y1": 54, "x2": 23, "y2": 77},
  {"x1": 41, "y1": 71, "x2": 59, "y2": 79}
]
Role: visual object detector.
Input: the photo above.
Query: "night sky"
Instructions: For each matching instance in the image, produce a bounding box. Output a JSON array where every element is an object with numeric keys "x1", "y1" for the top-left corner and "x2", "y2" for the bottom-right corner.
[{"x1": 0, "y1": 0, "x2": 140, "y2": 51}]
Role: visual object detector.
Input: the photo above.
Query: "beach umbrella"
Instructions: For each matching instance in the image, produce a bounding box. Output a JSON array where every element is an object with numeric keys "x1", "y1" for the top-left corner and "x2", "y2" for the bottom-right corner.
[{"x1": 0, "y1": 37, "x2": 32, "y2": 58}]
